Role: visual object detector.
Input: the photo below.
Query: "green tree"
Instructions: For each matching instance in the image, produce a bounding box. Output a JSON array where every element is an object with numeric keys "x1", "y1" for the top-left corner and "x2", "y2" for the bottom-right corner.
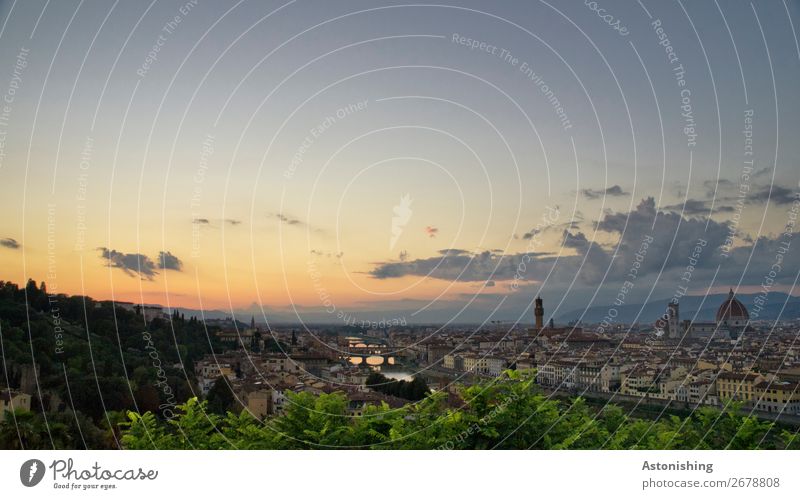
[{"x1": 205, "y1": 377, "x2": 239, "y2": 415}]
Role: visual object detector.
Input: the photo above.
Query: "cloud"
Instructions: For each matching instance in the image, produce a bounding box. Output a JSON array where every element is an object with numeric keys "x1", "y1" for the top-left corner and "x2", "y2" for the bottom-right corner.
[
  {"x1": 365, "y1": 196, "x2": 800, "y2": 318},
  {"x1": 485, "y1": 280, "x2": 496, "y2": 287},
  {"x1": 522, "y1": 220, "x2": 580, "y2": 239},
  {"x1": 581, "y1": 185, "x2": 628, "y2": 199},
  {"x1": 700, "y1": 176, "x2": 797, "y2": 206},
  {"x1": 310, "y1": 249, "x2": 343, "y2": 258},
  {"x1": 749, "y1": 185, "x2": 797, "y2": 205},
  {"x1": 425, "y1": 226, "x2": 438, "y2": 238},
  {"x1": 593, "y1": 197, "x2": 731, "y2": 270},
  {"x1": 158, "y1": 251, "x2": 183, "y2": 271},
  {"x1": 272, "y1": 212, "x2": 326, "y2": 235},
  {"x1": 664, "y1": 199, "x2": 709, "y2": 215},
  {"x1": 0, "y1": 238, "x2": 20, "y2": 249},
  {"x1": 98, "y1": 248, "x2": 158, "y2": 279},
  {"x1": 369, "y1": 248, "x2": 550, "y2": 281},
  {"x1": 274, "y1": 213, "x2": 302, "y2": 225},
  {"x1": 663, "y1": 199, "x2": 742, "y2": 216},
  {"x1": 368, "y1": 197, "x2": 732, "y2": 285},
  {"x1": 438, "y1": 248, "x2": 470, "y2": 256},
  {"x1": 193, "y1": 218, "x2": 242, "y2": 226},
  {"x1": 702, "y1": 178, "x2": 734, "y2": 197},
  {"x1": 753, "y1": 167, "x2": 772, "y2": 178},
  {"x1": 562, "y1": 230, "x2": 591, "y2": 252}
]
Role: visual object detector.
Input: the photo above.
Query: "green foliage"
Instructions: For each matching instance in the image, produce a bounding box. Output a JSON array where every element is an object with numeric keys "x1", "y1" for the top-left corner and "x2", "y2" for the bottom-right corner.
[
  {"x1": 0, "y1": 279, "x2": 223, "y2": 448},
  {"x1": 205, "y1": 377, "x2": 240, "y2": 415},
  {"x1": 118, "y1": 370, "x2": 796, "y2": 450},
  {"x1": 0, "y1": 409, "x2": 112, "y2": 449}
]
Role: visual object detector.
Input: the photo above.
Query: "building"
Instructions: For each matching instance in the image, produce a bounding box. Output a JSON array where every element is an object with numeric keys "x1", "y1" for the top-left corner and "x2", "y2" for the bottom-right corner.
[
  {"x1": 195, "y1": 361, "x2": 236, "y2": 395},
  {"x1": 667, "y1": 302, "x2": 680, "y2": 338},
  {"x1": 600, "y1": 364, "x2": 622, "y2": 392},
  {"x1": 716, "y1": 372, "x2": 763, "y2": 402},
  {"x1": 463, "y1": 355, "x2": 506, "y2": 376},
  {"x1": 536, "y1": 361, "x2": 576, "y2": 389},
  {"x1": 653, "y1": 302, "x2": 682, "y2": 339},
  {"x1": 442, "y1": 353, "x2": 463, "y2": 371},
  {"x1": 534, "y1": 296, "x2": 544, "y2": 329},
  {"x1": 753, "y1": 381, "x2": 800, "y2": 415},
  {"x1": 0, "y1": 389, "x2": 31, "y2": 414},
  {"x1": 245, "y1": 389, "x2": 272, "y2": 420},
  {"x1": 263, "y1": 355, "x2": 304, "y2": 374},
  {"x1": 424, "y1": 343, "x2": 451, "y2": 365},
  {"x1": 621, "y1": 368, "x2": 656, "y2": 395},
  {"x1": 109, "y1": 301, "x2": 169, "y2": 322},
  {"x1": 667, "y1": 289, "x2": 752, "y2": 339},
  {"x1": 216, "y1": 328, "x2": 257, "y2": 348},
  {"x1": 716, "y1": 289, "x2": 750, "y2": 338},
  {"x1": 686, "y1": 321, "x2": 716, "y2": 338}
]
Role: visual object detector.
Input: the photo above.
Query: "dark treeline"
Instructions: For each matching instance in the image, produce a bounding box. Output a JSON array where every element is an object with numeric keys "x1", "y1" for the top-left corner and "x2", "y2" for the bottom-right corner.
[
  {"x1": 0, "y1": 279, "x2": 222, "y2": 449},
  {"x1": 365, "y1": 372, "x2": 430, "y2": 401}
]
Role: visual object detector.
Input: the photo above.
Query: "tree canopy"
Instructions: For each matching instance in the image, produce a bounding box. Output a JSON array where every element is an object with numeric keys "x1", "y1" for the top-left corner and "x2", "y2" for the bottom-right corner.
[{"x1": 119, "y1": 370, "x2": 799, "y2": 450}]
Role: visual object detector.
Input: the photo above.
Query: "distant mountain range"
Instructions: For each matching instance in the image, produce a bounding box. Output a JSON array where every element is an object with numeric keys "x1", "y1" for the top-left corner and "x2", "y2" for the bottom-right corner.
[
  {"x1": 143, "y1": 292, "x2": 800, "y2": 327},
  {"x1": 555, "y1": 292, "x2": 800, "y2": 325}
]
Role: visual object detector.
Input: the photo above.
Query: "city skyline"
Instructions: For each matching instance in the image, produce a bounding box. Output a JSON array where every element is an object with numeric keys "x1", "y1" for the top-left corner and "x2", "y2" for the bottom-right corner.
[{"x1": 4, "y1": 0, "x2": 800, "y2": 466}]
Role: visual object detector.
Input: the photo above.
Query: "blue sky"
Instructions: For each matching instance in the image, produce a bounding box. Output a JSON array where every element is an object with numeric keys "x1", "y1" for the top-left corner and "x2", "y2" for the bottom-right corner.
[{"x1": 0, "y1": 0, "x2": 798, "y2": 323}]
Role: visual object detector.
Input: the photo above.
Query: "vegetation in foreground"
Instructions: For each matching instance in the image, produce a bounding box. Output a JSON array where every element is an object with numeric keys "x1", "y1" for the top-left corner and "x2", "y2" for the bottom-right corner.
[{"x1": 118, "y1": 370, "x2": 800, "y2": 450}]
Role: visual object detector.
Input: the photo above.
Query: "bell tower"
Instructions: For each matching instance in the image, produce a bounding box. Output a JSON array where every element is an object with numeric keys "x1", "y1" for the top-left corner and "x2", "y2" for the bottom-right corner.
[{"x1": 534, "y1": 296, "x2": 544, "y2": 329}]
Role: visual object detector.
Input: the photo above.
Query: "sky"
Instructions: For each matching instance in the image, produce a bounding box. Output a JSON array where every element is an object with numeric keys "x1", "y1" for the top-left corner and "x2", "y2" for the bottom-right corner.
[{"x1": 0, "y1": 0, "x2": 799, "y2": 325}]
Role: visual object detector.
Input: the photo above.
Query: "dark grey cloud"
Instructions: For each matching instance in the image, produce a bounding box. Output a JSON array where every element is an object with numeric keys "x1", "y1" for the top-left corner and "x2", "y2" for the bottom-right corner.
[
  {"x1": 666, "y1": 199, "x2": 709, "y2": 215},
  {"x1": 158, "y1": 251, "x2": 183, "y2": 271},
  {"x1": 193, "y1": 218, "x2": 210, "y2": 225},
  {"x1": 0, "y1": 238, "x2": 20, "y2": 249},
  {"x1": 562, "y1": 230, "x2": 591, "y2": 251},
  {"x1": 662, "y1": 199, "x2": 724, "y2": 216},
  {"x1": 701, "y1": 176, "x2": 797, "y2": 207},
  {"x1": 225, "y1": 219, "x2": 241, "y2": 225},
  {"x1": 369, "y1": 249, "x2": 550, "y2": 281},
  {"x1": 368, "y1": 197, "x2": 756, "y2": 288},
  {"x1": 581, "y1": 185, "x2": 628, "y2": 199},
  {"x1": 593, "y1": 197, "x2": 730, "y2": 274},
  {"x1": 749, "y1": 185, "x2": 797, "y2": 205},
  {"x1": 521, "y1": 220, "x2": 579, "y2": 239},
  {"x1": 98, "y1": 248, "x2": 157, "y2": 279},
  {"x1": 438, "y1": 248, "x2": 470, "y2": 256}
]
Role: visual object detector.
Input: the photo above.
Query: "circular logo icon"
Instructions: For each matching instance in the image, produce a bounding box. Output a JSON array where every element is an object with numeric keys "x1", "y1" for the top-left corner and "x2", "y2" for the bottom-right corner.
[{"x1": 20, "y1": 459, "x2": 45, "y2": 487}]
